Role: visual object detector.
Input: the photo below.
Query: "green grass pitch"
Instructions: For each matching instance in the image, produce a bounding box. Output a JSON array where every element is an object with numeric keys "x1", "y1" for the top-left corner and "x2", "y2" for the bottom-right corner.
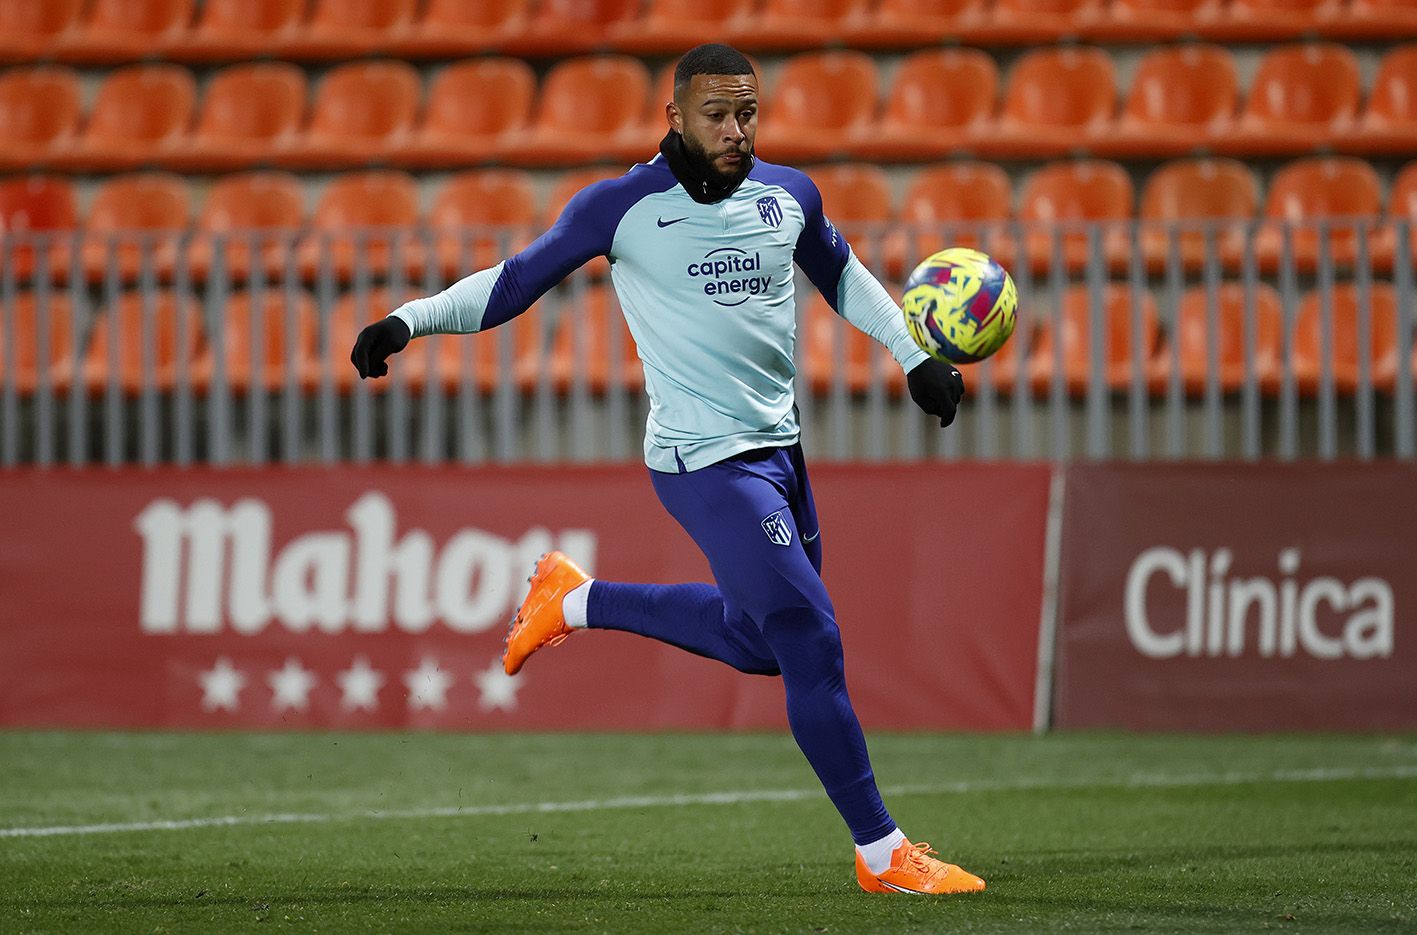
[{"x1": 2, "y1": 731, "x2": 1415, "y2": 933}]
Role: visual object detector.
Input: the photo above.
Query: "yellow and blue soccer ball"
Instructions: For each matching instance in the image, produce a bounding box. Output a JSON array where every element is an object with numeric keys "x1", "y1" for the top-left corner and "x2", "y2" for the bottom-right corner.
[{"x1": 901, "y1": 247, "x2": 1017, "y2": 364}]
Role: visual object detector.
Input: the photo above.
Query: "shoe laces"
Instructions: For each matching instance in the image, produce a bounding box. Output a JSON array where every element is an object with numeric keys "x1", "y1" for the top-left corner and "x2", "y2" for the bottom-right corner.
[{"x1": 902, "y1": 842, "x2": 947, "y2": 881}]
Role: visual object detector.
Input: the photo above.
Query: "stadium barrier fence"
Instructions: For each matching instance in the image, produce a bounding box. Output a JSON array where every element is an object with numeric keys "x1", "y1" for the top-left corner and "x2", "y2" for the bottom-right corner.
[
  {"x1": 2, "y1": 459, "x2": 1413, "y2": 732},
  {"x1": 1, "y1": 219, "x2": 1414, "y2": 468}
]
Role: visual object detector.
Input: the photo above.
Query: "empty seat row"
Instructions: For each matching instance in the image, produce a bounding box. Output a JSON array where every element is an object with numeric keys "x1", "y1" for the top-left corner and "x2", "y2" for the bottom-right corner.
[
  {"x1": 4, "y1": 282, "x2": 1412, "y2": 400},
  {"x1": 7, "y1": 44, "x2": 1417, "y2": 173},
  {"x1": 4, "y1": 157, "x2": 1417, "y2": 286},
  {"x1": 3, "y1": 0, "x2": 1415, "y2": 65},
  {"x1": 821, "y1": 158, "x2": 1417, "y2": 276}
]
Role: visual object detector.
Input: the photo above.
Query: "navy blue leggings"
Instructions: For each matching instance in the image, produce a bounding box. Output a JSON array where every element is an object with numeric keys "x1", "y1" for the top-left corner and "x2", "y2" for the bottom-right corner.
[{"x1": 586, "y1": 443, "x2": 895, "y2": 845}]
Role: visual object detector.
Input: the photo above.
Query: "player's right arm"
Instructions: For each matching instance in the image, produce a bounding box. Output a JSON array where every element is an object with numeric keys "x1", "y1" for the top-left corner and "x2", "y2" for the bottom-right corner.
[{"x1": 351, "y1": 183, "x2": 618, "y2": 379}]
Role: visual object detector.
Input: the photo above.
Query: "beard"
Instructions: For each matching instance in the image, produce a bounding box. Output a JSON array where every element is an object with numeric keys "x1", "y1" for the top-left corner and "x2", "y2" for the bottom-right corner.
[{"x1": 680, "y1": 130, "x2": 752, "y2": 189}]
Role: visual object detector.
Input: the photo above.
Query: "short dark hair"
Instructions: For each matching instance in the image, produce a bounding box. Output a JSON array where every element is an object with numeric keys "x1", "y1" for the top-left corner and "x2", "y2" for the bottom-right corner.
[{"x1": 673, "y1": 43, "x2": 755, "y2": 96}]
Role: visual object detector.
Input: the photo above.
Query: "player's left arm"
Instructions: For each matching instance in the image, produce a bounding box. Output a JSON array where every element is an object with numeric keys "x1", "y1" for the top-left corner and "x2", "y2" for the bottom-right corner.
[{"x1": 792, "y1": 178, "x2": 965, "y2": 426}]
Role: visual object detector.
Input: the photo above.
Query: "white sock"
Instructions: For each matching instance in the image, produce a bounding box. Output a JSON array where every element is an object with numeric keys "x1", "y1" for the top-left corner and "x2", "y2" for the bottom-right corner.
[
  {"x1": 856, "y1": 827, "x2": 907, "y2": 875},
  {"x1": 562, "y1": 580, "x2": 593, "y2": 629}
]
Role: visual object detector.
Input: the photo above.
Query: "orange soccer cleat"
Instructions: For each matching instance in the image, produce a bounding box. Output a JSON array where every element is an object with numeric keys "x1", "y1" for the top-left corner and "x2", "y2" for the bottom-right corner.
[
  {"x1": 856, "y1": 840, "x2": 987, "y2": 895},
  {"x1": 502, "y1": 551, "x2": 590, "y2": 676}
]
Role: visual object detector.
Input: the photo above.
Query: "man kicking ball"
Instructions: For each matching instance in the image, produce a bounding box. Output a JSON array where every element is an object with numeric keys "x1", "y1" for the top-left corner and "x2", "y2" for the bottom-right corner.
[{"x1": 351, "y1": 43, "x2": 983, "y2": 896}]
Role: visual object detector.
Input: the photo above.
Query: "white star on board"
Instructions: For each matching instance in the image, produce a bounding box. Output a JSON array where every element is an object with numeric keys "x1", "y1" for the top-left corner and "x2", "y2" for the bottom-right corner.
[
  {"x1": 268, "y1": 657, "x2": 318, "y2": 712},
  {"x1": 198, "y1": 657, "x2": 246, "y2": 712},
  {"x1": 404, "y1": 658, "x2": 454, "y2": 711},
  {"x1": 473, "y1": 658, "x2": 523, "y2": 712},
  {"x1": 335, "y1": 656, "x2": 385, "y2": 712}
]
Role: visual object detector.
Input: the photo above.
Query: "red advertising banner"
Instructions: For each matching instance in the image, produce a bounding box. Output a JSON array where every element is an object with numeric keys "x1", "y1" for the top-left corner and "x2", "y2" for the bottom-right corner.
[
  {"x1": 0, "y1": 463, "x2": 1050, "y2": 732},
  {"x1": 1054, "y1": 462, "x2": 1417, "y2": 731}
]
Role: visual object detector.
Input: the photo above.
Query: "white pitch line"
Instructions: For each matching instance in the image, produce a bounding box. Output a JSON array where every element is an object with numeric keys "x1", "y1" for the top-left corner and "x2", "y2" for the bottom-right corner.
[{"x1": 2, "y1": 763, "x2": 1415, "y2": 840}]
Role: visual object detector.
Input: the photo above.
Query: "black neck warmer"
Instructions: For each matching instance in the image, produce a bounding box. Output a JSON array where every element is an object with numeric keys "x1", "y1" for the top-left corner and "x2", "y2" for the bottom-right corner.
[{"x1": 659, "y1": 130, "x2": 754, "y2": 205}]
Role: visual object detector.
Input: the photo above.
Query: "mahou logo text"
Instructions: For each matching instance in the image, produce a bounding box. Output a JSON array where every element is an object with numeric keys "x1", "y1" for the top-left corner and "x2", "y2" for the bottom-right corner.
[{"x1": 135, "y1": 492, "x2": 595, "y2": 635}]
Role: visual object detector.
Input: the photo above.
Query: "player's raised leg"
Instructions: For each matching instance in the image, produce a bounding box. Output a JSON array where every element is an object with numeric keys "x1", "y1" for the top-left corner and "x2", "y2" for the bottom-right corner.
[{"x1": 502, "y1": 550, "x2": 779, "y2": 677}]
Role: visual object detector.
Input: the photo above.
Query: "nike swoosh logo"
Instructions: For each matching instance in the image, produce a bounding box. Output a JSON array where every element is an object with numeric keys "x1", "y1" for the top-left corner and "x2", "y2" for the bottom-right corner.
[
  {"x1": 803, "y1": 530, "x2": 820, "y2": 542},
  {"x1": 656, "y1": 217, "x2": 688, "y2": 228}
]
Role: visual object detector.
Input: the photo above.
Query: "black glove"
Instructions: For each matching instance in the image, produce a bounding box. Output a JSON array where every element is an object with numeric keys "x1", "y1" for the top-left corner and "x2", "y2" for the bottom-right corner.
[
  {"x1": 350, "y1": 316, "x2": 411, "y2": 379},
  {"x1": 907, "y1": 358, "x2": 965, "y2": 427}
]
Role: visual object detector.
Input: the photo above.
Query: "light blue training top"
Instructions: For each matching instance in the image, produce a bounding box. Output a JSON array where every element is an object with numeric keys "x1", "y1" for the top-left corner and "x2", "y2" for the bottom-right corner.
[{"x1": 391, "y1": 154, "x2": 928, "y2": 473}]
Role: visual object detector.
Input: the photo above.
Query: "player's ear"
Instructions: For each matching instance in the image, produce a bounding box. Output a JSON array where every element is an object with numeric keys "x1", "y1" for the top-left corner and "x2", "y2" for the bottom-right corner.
[{"x1": 666, "y1": 99, "x2": 683, "y2": 134}]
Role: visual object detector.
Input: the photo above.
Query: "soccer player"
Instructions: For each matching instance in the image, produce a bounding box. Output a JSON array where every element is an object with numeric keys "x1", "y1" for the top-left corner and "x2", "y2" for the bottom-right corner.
[{"x1": 351, "y1": 44, "x2": 984, "y2": 896}]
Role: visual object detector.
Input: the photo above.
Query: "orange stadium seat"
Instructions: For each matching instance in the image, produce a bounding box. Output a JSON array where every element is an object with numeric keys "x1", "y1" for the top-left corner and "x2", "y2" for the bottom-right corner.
[
  {"x1": 174, "y1": 63, "x2": 307, "y2": 172},
  {"x1": 0, "y1": 292, "x2": 76, "y2": 395},
  {"x1": 64, "y1": 64, "x2": 196, "y2": 172},
  {"x1": 543, "y1": 285, "x2": 644, "y2": 394},
  {"x1": 1140, "y1": 158, "x2": 1258, "y2": 273},
  {"x1": 884, "y1": 162, "x2": 1014, "y2": 280},
  {"x1": 501, "y1": 0, "x2": 641, "y2": 56},
  {"x1": 285, "y1": 61, "x2": 420, "y2": 169},
  {"x1": 429, "y1": 170, "x2": 537, "y2": 279},
  {"x1": 805, "y1": 164, "x2": 892, "y2": 274},
  {"x1": 1357, "y1": 46, "x2": 1417, "y2": 155},
  {"x1": 386, "y1": 0, "x2": 531, "y2": 59},
  {"x1": 849, "y1": 49, "x2": 997, "y2": 163},
  {"x1": 1028, "y1": 284, "x2": 1160, "y2": 395},
  {"x1": 1215, "y1": 0, "x2": 1342, "y2": 40},
  {"x1": 197, "y1": 289, "x2": 319, "y2": 394},
  {"x1": 845, "y1": 0, "x2": 989, "y2": 48},
  {"x1": 165, "y1": 0, "x2": 305, "y2": 61},
  {"x1": 0, "y1": 0, "x2": 83, "y2": 61},
  {"x1": 403, "y1": 58, "x2": 536, "y2": 168},
  {"x1": 608, "y1": 0, "x2": 758, "y2": 55},
  {"x1": 1256, "y1": 157, "x2": 1382, "y2": 273},
  {"x1": 1373, "y1": 160, "x2": 1417, "y2": 271},
  {"x1": 189, "y1": 172, "x2": 306, "y2": 284},
  {"x1": 56, "y1": 0, "x2": 193, "y2": 64},
  {"x1": 321, "y1": 288, "x2": 391, "y2": 392},
  {"x1": 764, "y1": 51, "x2": 878, "y2": 163},
  {"x1": 280, "y1": 0, "x2": 419, "y2": 60},
  {"x1": 0, "y1": 177, "x2": 78, "y2": 280},
  {"x1": 81, "y1": 174, "x2": 190, "y2": 285},
  {"x1": 802, "y1": 294, "x2": 909, "y2": 397},
  {"x1": 1228, "y1": 44, "x2": 1360, "y2": 155},
  {"x1": 1085, "y1": 0, "x2": 1223, "y2": 42},
  {"x1": 983, "y1": 0, "x2": 1102, "y2": 44},
  {"x1": 1104, "y1": 45, "x2": 1238, "y2": 158},
  {"x1": 1340, "y1": 0, "x2": 1417, "y2": 39},
  {"x1": 504, "y1": 56, "x2": 650, "y2": 167},
  {"x1": 1018, "y1": 160, "x2": 1133, "y2": 274},
  {"x1": 987, "y1": 46, "x2": 1115, "y2": 158},
  {"x1": 0, "y1": 67, "x2": 81, "y2": 172},
  {"x1": 1293, "y1": 285, "x2": 1410, "y2": 394},
  {"x1": 728, "y1": 0, "x2": 874, "y2": 51},
  {"x1": 299, "y1": 172, "x2": 423, "y2": 283},
  {"x1": 636, "y1": 62, "x2": 679, "y2": 150},
  {"x1": 58, "y1": 290, "x2": 203, "y2": 395},
  {"x1": 543, "y1": 168, "x2": 623, "y2": 278},
  {"x1": 417, "y1": 301, "x2": 545, "y2": 395},
  {"x1": 1148, "y1": 284, "x2": 1284, "y2": 395}
]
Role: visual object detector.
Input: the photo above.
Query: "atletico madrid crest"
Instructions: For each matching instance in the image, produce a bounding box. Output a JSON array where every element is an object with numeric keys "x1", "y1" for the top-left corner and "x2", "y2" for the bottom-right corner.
[{"x1": 756, "y1": 196, "x2": 783, "y2": 228}]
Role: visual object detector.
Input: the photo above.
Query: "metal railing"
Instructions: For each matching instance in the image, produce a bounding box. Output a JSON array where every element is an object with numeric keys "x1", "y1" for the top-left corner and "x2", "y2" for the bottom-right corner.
[{"x1": 1, "y1": 220, "x2": 1413, "y2": 467}]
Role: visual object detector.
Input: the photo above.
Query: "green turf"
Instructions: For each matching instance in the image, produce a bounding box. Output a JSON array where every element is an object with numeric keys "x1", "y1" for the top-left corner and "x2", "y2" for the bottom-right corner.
[{"x1": 1, "y1": 732, "x2": 1414, "y2": 933}]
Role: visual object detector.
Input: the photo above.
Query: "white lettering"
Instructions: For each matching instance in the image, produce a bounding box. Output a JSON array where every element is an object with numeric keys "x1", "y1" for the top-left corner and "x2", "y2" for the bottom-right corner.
[
  {"x1": 271, "y1": 532, "x2": 349, "y2": 632},
  {"x1": 1124, "y1": 546, "x2": 1188, "y2": 658},
  {"x1": 1123, "y1": 546, "x2": 1395, "y2": 661},
  {"x1": 134, "y1": 493, "x2": 597, "y2": 636}
]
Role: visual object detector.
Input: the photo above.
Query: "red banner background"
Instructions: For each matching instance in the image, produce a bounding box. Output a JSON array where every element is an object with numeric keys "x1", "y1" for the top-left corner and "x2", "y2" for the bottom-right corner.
[
  {"x1": 1054, "y1": 462, "x2": 1417, "y2": 731},
  {"x1": 0, "y1": 463, "x2": 1051, "y2": 732}
]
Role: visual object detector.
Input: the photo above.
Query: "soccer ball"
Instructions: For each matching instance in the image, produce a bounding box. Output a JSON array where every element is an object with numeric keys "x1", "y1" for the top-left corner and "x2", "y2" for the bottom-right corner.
[{"x1": 901, "y1": 247, "x2": 1017, "y2": 364}]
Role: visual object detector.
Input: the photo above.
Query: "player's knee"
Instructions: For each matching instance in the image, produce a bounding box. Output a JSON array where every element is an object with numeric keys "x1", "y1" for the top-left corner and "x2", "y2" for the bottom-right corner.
[{"x1": 759, "y1": 605, "x2": 845, "y2": 683}]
